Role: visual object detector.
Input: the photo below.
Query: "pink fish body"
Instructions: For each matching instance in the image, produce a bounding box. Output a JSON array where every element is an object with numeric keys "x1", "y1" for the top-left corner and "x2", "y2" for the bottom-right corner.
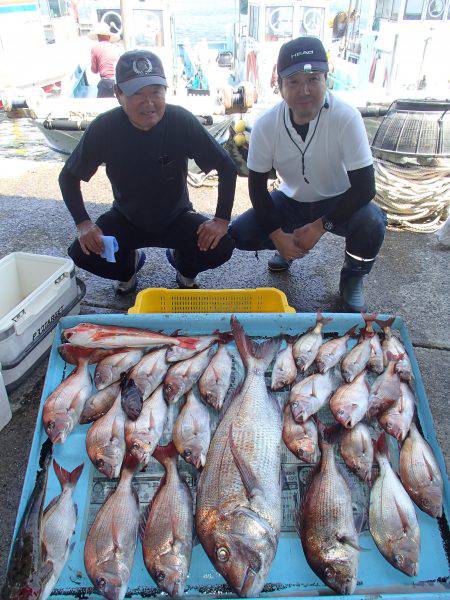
[
  {"x1": 379, "y1": 382, "x2": 415, "y2": 442},
  {"x1": 330, "y1": 371, "x2": 370, "y2": 429}
]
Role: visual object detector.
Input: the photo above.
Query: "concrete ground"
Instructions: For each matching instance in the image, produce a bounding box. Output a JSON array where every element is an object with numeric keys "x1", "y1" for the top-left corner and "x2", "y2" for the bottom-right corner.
[{"x1": 0, "y1": 124, "x2": 448, "y2": 584}]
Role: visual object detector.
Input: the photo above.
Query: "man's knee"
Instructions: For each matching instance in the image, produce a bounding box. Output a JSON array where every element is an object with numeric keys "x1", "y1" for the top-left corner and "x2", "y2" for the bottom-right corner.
[
  {"x1": 206, "y1": 233, "x2": 235, "y2": 267},
  {"x1": 68, "y1": 239, "x2": 85, "y2": 267},
  {"x1": 352, "y1": 202, "x2": 387, "y2": 240}
]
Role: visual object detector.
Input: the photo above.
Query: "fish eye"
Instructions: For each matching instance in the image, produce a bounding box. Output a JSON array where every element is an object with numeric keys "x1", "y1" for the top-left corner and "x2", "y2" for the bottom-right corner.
[
  {"x1": 96, "y1": 459, "x2": 104, "y2": 468},
  {"x1": 422, "y1": 498, "x2": 429, "y2": 507},
  {"x1": 394, "y1": 554, "x2": 404, "y2": 565},
  {"x1": 165, "y1": 384, "x2": 172, "y2": 392},
  {"x1": 183, "y1": 450, "x2": 192, "y2": 458},
  {"x1": 337, "y1": 409, "x2": 345, "y2": 416},
  {"x1": 48, "y1": 420, "x2": 55, "y2": 430},
  {"x1": 325, "y1": 566, "x2": 335, "y2": 577},
  {"x1": 291, "y1": 401, "x2": 298, "y2": 408},
  {"x1": 97, "y1": 577, "x2": 106, "y2": 590},
  {"x1": 132, "y1": 442, "x2": 140, "y2": 450},
  {"x1": 155, "y1": 570, "x2": 166, "y2": 582},
  {"x1": 216, "y1": 546, "x2": 230, "y2": 562},
  {"x1": 386, "y1": 422, "x2": 393, "y2": 430}
]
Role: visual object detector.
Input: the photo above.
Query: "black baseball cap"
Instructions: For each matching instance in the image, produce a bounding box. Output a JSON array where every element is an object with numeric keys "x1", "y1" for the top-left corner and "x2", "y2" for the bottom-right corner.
[
  {"x1": 116, "y1": 50, "x2": 167, "y2": 96},
  {"x1": 277, "y1": 37, "x2": 328, "y2": 79}
]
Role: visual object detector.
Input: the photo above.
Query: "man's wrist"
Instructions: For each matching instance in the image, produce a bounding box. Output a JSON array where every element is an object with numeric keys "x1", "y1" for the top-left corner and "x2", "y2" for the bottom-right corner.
[
  {"x1": 213, "y1": 217, "x2": 230, "y2": 224},
  {"x1": 320, "y1": 215, "x2": 334, "y2": 232}
]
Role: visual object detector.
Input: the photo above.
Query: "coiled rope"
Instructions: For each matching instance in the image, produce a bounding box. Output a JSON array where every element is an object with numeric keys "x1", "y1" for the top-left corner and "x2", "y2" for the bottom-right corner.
[{"x1": 374, "y1": 158, "x2": 450, "y2": 233}]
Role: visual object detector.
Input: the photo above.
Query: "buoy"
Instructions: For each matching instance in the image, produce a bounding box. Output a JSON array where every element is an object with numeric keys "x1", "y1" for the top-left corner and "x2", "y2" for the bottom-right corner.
[
  {"x1": 233, "y1": 133, "x2": 246, "y2": 147},
  {"x1": 234, "y1": 119, "x2": 246, "y2": 133}
]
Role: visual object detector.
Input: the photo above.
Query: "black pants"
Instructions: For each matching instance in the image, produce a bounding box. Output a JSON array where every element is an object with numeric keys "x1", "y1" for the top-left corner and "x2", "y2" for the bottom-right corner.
[
  {"x1": 68, "y1": 208, "x2": 235, "y2": 281},
  {"x1": 97, "y1": 78, "x2": 115, "y2": 98}
]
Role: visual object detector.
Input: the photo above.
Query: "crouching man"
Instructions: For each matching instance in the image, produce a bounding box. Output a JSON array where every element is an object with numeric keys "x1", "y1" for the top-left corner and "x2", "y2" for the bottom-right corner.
[
  {"x1": 229, "y1": 37, "x2": 386, "y2": 311},
  {"x1": 59, "y1": 49, "x2": 237, "y2": 293}
]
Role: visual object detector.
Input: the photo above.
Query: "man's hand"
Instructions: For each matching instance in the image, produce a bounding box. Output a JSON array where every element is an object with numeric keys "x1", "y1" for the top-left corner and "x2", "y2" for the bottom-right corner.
[
  {"x1": 269, "y1": 229, "x2": 309, "y2": 261},
  {"x1": 77, "y1": 220, "x2": 104, "y2": 255},
  {"x1": 293, "y1": 218, "x2": 325, "y2": 252},
  {"x1": 197, "y1": 218, "x2": 229, "y2": 252}
]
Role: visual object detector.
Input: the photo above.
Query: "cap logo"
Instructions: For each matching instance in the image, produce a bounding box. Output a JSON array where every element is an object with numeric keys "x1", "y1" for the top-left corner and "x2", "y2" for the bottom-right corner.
[
  {"x1": 303, "y1": 64, "x2": 312, "y2": 72},
  {"x1": 132, "y1": 58, "x2": 153, "y2": 76},
  {"x1": 291, "y1": 50, "x2": 313, "y2": 59}
]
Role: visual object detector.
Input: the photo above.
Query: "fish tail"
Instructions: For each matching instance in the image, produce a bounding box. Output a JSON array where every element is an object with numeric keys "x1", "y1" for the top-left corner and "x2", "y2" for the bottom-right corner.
[
  {"x1": 374, "y1": 432, "x2": 389, "y2": 459},
  {"x1": 218, "y1": 331, "x2": 234, "y2": 344},
  {"x1": 345, "y1": 325, "x2": 359, "y2": 338},
  {"x1": 284, "y1": 334, "x2": 298, "y2": 345},
  {"x1": 53, "y1": 460, "x2": 84, "y2": 489},
  {"x1": 375, "y1": 316, "x2": 396, "y2": 330},
  {"x1": 386, "y1": 350, "x2": 404, "y2": 363},
  {"x1": 177, "y1": 336, "x2": 200, "y2": 349},
  {"x1": 231, "y1": 315, "x2": 280, "y2": 369},
  {"x1": 39, "y1": 438, "x2": 53, "y2": 469},
  {"x1": 315, "y1": 416, "x2": 342, "y2": 446},
  {"x1": 153, "y1": 441, "x2": 178, "y2": 466},
  {"x1": 318, "y1": 311, "x2": 333, "y2": 327}
]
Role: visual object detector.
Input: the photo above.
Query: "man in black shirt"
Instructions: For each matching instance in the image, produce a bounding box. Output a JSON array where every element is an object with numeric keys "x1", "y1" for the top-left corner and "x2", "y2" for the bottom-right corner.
[
  {"x1": 229, "y1": 37, "x2": 387, "y2": 312},
  {"x1": 59, "y1": 49, "x2": 237, "y2": 293}
]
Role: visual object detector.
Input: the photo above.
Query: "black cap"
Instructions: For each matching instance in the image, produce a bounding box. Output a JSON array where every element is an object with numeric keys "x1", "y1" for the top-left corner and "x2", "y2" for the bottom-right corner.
[
  {"x1": 277, "y1": 37, "x2": 328, "y2": 79},
  {"x1": 116, "y1": 50, "x2": 167, "y2": 96}
]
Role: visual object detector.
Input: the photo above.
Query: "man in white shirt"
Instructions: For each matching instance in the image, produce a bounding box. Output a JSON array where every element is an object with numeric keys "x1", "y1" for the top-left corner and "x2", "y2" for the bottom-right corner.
[{"x1": 229, "y1": 37, "x2": 387, "y2": 312}]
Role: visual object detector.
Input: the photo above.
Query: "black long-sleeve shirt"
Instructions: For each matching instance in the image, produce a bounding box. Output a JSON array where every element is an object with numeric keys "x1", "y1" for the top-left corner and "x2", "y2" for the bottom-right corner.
[
  {"x1": 59, "y1": 104, "x2": 237, "y2": 230},
  {"x1": 248, "y1": 164, "x2": 376, "y2": 235}
]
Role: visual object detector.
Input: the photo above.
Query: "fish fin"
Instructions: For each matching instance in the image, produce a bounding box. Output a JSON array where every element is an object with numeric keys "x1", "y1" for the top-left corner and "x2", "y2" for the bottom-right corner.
[
  {"x1": 345, "y1": 325, "x2": 359, "y2": 339},
  {"x1": 153, "y1": 441, "x2": 178, "y2": 466},
  {"x1": 139, "y1": 502, "x2": 152, "y2": 540},
  {"x1": 318, "y1": 312, "x2": 333, "y2": 327},
  {"x1": 53, "y1": 460, "x2": 84, "y2": 489},
  {"x1": 353, "y1": 508, "x2": 367, "y2": 534},
  {"x1": 375, "y1": 316, "x2": 396, "y2": 331},
  {"x1": 315, "y1": 416, "x2": 343, "y2": 445},
  {"x1": 43, "y1": 494, "x2": 60, "y2": 516},
  {"x1": 374, "y1": 432, "x2": 389, "y2": 459},
  {"x1": 122, "y1": 451, "x2": 141, "y2": 474},
  {"x1": 337, "y1": 532, "x2": 360, "y2": 551},
  {"x1": 170, "y1": 329, "x2": 180, "y2": 337},
  {"x1": 38, "y1": 559, "x2": 54, "y2": 585},
  {"x1": 177, "y1": 337, "x2": 200, "y2": 349},
  {"x1": 229, "y1": 427, "x2": 263, "y2": 498},
  {"x1": 284, "y1": 334, "x2": 298, "y2": 345},
  {"x1": 311, "y1": 376, "x2": 317, "y2": 398},
  {"x1": 230, "y1": 315, "x2": 280, "y2": 370},
  {"x1": 218, "y1": 331, "x2": 234, "y2": 344},
  {"x1": 394, "y1": 498, "x2": 413, "y2": 533}
]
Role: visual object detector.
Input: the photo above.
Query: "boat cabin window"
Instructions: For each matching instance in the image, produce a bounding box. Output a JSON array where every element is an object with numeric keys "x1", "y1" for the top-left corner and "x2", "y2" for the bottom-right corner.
[
  {"x1": 249, "y1": 5, "x2": 260, "y2": 39},
  {"x1": 47, "y1": 0, "x2": 68, "y2": 18},
  {"x1": 133, "y1": 9, "x2": 164, "y2": 46},
  {"x1": 265, "y1": 6, "x2": 293, "y2": 40},
  {"x1": 424, "y1": 0, "x2": 446, "y2": 19},
  {"x1": 403, "y1": 0, "x2": 424, "y2": 18}
]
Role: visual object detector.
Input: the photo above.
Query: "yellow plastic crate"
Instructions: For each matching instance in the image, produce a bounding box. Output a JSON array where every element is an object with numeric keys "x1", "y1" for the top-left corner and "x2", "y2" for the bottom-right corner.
[{"x1": 128, "y1": 287, "x2": 296, "y2": 314}]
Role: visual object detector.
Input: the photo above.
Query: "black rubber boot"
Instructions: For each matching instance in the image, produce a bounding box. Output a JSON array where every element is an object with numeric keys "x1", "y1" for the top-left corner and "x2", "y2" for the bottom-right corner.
[{"x1": 339, "y1": 253, "x2": 374, "y2": 313}]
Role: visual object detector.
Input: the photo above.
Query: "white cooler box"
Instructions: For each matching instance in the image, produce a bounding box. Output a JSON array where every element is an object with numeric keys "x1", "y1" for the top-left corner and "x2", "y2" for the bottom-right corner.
[{"x1": 0, "y1": 252, "x2": 86, "y2": 392}]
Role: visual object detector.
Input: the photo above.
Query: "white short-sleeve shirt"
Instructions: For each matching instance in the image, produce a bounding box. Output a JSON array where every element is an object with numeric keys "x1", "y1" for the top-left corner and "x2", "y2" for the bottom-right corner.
[{"x1": 247, "y1": 92, "x2": 373, "y2": 203}]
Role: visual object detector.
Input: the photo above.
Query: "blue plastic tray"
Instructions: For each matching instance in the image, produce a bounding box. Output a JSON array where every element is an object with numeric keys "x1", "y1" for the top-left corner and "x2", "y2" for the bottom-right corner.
[{"x1": 8, "y1": 313, "x2": 450, "y2": 599}]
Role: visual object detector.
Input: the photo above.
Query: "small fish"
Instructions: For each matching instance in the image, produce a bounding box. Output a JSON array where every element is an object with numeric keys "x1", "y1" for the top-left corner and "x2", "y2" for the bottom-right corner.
[
  {"x1": 125, "y1": 385, "x2": 168, "y2": 468},
  {"x1": 120, "y1": 373, "x2": 143, "y2": 421},
  {"x1": 164, "y1": 347, "x2": 216, "y2": 404},
  {"x1": 289, "y1": 370, "x2": 337, "y2": 423},
  {"x1": 378, "y1": 382, "x2": 415, "y2": 442},
  {"x1": 1, "y1": 440, "x2": 53, "y2": 600},
  {"x1": 166, "y1": 331, "x2": 231, "y2": 362},
  {"x1": 369, "y1": 332, "x2": 384, "y2": 374},
  {"x1": 86, "y1": 389, "x2": 126, "y2": 479},
  {"x1": 293, "y1": 312, "x2": 333, "y2": 372},
  {"x1": 298, "y1": 423, "x2": 359, "y2": 595},
  {"x1": 173, "y1": 390, "x2": 211, "y2": 469},
  {"x1": 62, "y1": 322, "x2": 199, "y2": 350},
  {"x1": 330, "y1": 371, "x2": 370, "y2": 429},
  {"x1": 367, "y1": 352, "x2": 402, "y2": 419},
  {"x1": 341, "y1": 337, "x2": 371, "y2": 383},
  {"x1": 141, "y1": 443, "x2": 194, "y2": 597},
  {"x1": 315, "y1": 326, "x2": 357, "y2": 374},
  {"x1": 84, "y1": 453, "x2": 140, "y2": 600},
  {"x1": 282, "y1": 405, "x2": 320, "y2": 463},
  {"x1": 370, "y1": 433, "x2": 420, "y2": 576},
  {"x1": 340, "y1": 422, "x2": 373, "y2": 481},
  {"x1": 40, "y1": 461, "x2": 84, "y2": 600},
  {"x1": 42, "y1": 346, "x2": 93, "y2": 444},
  {"x1": 198, "y1": 344, "x2": 233, "y2": 410},
  {"x1": 79, "y1": 382, "x2": 120, "y2": 424},
  {"x1": 399, "y1": 422, "x2": 443, "y2": 518},
  {"x1": 271, "y1": 336, "x2": 297, "y2": 390},
  {"x1": 377, "y1": 317, "x2": 413, "y2": 381},
  {"x1": 129, "y1": 348, "x2": 169, "y2": 400},
  {"x1": 94, "y1": 349, "x2": 143, "y2": 390}
]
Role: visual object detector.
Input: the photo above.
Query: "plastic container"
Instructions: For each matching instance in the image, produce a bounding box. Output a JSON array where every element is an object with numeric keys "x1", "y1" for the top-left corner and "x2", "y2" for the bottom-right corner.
[
  {"x1": 0, "y1": 252, "x2": 86, "y2": 391},
  {"x1": 8, "y1": 313, "x2": 449, "y2": 600},
  {"x1": 0, "y1": 370, "x2": 12, "y2": 432},
  {"x1": 129, "y1": 287, "x2": 296, "y2": 314}
]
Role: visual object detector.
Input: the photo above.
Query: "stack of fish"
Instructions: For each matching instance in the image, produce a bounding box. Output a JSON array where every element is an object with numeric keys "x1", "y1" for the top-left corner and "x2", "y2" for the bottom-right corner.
[{"x1": 2, "y1": 316, "x2": 445, "y2": 599}]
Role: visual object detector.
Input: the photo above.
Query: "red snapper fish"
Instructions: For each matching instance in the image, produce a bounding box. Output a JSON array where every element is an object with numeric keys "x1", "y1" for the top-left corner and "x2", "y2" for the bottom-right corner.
[
  {"x1": 271, "y1": 336, "x2": 297, "y2": 391},
  {"x1": 315, "y1": 326, "x2": 357, "y2": 374},
  {"x1": 62, "y1": 322, "x2": 199, "y2": 350},
  {"x1": 293, "y1": 312, "x2": 333, "y2": 372},
  {"x1": 377, "y1": 317, "x2": 413, "y2": 381},
  {"x1": 42, "y1": 346, "x2": 93, "y2": 444},
  {"x1": 330, "y1": 371, "x2": 370, "y2": 429}
]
